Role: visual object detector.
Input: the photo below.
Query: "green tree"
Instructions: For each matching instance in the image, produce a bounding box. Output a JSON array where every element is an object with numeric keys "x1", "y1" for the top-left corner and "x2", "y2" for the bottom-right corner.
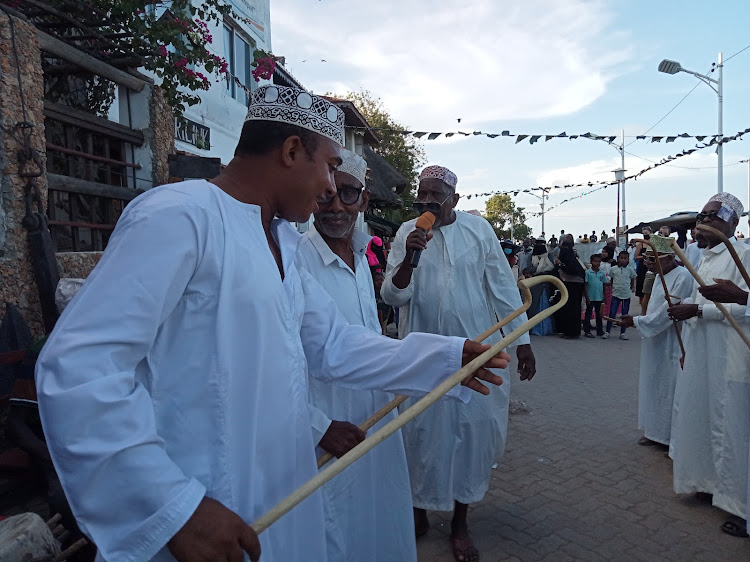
[
  {"x1": 330, "y1": 90, "x2": 424, "y2": 224},
  {"x1": 40, "y1": 1, "x2": 275, "y2": 119},
  {"x1": 483, "y1": 194, "x2": 532, "y2": 241}
]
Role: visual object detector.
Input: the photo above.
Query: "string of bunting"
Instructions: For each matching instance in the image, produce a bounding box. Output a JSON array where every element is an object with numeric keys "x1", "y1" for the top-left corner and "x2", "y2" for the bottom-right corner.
[
  {"x1": 463, "y1": 125, "x2": 750, "y2": 203},
  {"x1": 346, "y1": 125, "x2": 737, "y2": 145}
]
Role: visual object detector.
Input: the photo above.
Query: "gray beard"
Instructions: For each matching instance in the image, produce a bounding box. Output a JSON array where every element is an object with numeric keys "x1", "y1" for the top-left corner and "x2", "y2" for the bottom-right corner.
[{"x1": 315, "y1": 213, "x2": 356, "y2": 239}]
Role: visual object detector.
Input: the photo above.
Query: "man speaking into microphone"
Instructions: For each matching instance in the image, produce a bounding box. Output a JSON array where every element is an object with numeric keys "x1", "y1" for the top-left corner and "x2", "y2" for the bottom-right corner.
[{"x1": 382, "y1": 165, "x2": 537, "y2": 562}]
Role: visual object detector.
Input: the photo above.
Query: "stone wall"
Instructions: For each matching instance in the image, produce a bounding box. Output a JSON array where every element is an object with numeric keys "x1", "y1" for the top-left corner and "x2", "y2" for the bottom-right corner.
[
  {"x1": 56, "y1": 252, "x2": 103, "y2": 279},
  {"x1": 148, "y1": 85, "x2": 174, "y2": 187},
  {"x1": 0, "y1": 16, "x2": 47, "y2": 337}
]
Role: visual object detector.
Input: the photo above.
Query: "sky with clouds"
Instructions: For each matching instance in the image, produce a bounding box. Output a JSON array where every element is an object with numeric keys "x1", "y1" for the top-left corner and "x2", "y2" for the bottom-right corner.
[{"x1": 271, "y1": 0, "x2": 750, "y2": 238}]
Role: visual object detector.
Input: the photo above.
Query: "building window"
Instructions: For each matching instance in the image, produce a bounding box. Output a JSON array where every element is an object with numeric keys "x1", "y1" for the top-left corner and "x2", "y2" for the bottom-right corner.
[{"x1": 223, "y1": 24, "x2": 255, "y2": 106}]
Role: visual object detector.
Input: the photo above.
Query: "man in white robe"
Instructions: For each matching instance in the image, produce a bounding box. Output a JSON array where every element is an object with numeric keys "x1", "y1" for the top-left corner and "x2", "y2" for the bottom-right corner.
[
  {"x1": 615, "y1": 236, "x2": 693, "y2": 446},
  {"x1": 34, "y1": 87, "x2": 510, "y2": 562},
  {"x1": 696, "y1": 264, "x2": 750, "y2": 538},
  {"x1": 382, "y1": 165, "x2": 537, "y2": 562},
  {"x1": 668, "y1": 192, "x2": 750, "y2": 537},
  {"x1": 296, "y1": 149, "x2": 416, "y2": 561}
]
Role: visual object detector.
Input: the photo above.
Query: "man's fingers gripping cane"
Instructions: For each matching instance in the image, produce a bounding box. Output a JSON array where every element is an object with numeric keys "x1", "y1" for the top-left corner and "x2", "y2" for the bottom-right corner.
[{"x1": 316, "y1": 277, "x2": 535, "y2": 468}]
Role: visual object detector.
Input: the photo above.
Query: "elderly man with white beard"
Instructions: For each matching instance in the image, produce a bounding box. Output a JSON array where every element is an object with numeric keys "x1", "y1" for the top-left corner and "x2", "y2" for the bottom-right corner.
[
  {"x1": 296, "y1": 149, "x2": 417, "y2": 561},
  {"x1": 668, "y1": 192, "x2": 750, "y2": 539}
]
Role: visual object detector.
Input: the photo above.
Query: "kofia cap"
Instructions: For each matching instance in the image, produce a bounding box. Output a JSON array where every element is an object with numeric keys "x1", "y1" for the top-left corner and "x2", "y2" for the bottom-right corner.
[
  {"x1": 419, "y1": 165, "x2": 458, "y2": 189},
  {"x1": 245, "y1": 85, "x2": 345, "y2": 146},
  {"x1": 708, "y1": 192, "x2": 744, "y2": 222},
  {"x1": 338, "y1": 149, "x2": 367, "y2": 187}
]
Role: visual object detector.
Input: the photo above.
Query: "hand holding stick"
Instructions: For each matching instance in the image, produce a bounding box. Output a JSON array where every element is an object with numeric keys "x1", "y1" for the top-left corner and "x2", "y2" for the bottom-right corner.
[
  {"x1": 316, "y1": 277, "x2": 534, "y2": 469},
  {"x1": 254, "y1": 275, "x2": 567, "y2": 535},
  {"x1": 631, "y1": 238, "x2": 687, "y2": 368},
  {"x1": 668, "y1": 239, "x2": 750, "y2": 351}
]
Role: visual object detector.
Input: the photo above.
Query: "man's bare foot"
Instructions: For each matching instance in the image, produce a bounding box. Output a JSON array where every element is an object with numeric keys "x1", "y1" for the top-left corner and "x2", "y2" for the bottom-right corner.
[
  {"x1": 450, "y1": 529, "x2": 479, "y2": 562},
  {"x1": 414, "y1": 507, "x2": 429, "y2": 537}
]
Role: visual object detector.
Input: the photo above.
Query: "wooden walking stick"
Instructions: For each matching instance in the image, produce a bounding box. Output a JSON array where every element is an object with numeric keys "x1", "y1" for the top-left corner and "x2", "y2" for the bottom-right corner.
[
  {"x1": 316, "y1": 278, "x2": 535, "y2": 469},
  {"x1": 631, "y1": 238, "x2": 687, "y2": 368},
  {"x1": 695, "y1": 224, "x2": 750, "y2": 289},
  {"x1": 253, "y1": 274, "x2": 567, "y2": 534},
  {"x1": 669, "y1": 239, "x2": 750, "y2": 351}
]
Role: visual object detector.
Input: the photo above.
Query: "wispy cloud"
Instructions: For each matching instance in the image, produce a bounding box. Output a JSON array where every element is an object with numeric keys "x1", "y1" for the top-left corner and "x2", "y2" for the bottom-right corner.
[{"x1": 272, "y1": 0, "x2": 632, "y2": 129}]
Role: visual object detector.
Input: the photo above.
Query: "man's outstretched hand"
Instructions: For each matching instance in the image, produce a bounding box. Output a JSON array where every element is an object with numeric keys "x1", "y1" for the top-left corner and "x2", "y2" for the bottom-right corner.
[
  {"x1": 168, "y1": 497, "x2": 261, "y2": 562},
  {"x1": 460, "y1": 340, "x2": 510, "y2": 394},
  {"x1": 699, "y1": 278, "x2": 749, "y2": 305},
  {"x1": 318, "y1": 420, "x2": 366, "y2": 458},
  {"x1": 516, "y1": 344, "x2": 537, "y2": 381}
]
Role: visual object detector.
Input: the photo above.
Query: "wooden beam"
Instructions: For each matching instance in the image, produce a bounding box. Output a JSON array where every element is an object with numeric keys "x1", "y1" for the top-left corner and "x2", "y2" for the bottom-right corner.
[
  {"x1": 47, "y1": 173, "x2": 144, "y2": 201},
  {"x1": 168, "y1": 154, "x2": 222, "y2": 179},
  {"x1": 37, "y1": 30, "x2": 145, "y2": 92},
  {"x1": 44, "y1": 101, "x2": 144, "y2": 146}
]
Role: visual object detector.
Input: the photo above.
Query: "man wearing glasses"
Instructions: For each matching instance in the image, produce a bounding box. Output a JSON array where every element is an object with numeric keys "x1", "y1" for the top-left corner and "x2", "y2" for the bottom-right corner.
[
  {"x1": 296, "y1": 149, "x2": 417, "y2": 561},
  {"x1": 382, "y1": 165, "x2": 536, "y2": 562},
  {"x1": 667, "y1": 192, "x2": 750, "y2": 538}
]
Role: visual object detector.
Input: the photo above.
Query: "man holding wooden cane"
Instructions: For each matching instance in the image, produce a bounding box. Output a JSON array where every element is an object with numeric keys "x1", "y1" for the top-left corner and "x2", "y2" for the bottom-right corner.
[
  {"x1": 35, "y1": 86, "x2": 510, "y2": 562},
  {"x1": 667, "y1": 192, "x2": 750, "y2": 538},
  {"x1": 382, "y1": 165, "x2": 536, "y2": 562},
  {"x1": 296, "y1": 148, "x2": 417, "y2": 561}
]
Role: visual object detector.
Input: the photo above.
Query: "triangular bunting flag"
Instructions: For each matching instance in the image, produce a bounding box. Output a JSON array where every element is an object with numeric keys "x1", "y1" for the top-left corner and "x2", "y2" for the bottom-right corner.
[
  {"x1": 427, "y1": 133, "x2": 440, "y2": 140},
  {"x1": 515, "y1": 135, "x2": 528, "y2": 144}
]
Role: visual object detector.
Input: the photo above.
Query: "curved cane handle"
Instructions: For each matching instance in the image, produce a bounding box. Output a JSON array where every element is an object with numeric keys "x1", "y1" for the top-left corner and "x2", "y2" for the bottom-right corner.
[{"x1": 254, "y1": 275, "x2": 567, "y2": 534}]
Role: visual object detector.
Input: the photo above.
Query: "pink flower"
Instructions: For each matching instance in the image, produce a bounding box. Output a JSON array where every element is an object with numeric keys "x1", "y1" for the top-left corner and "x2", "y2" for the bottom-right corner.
[
  {"x1": 175, "y1": 57, "x2": 188, "y2": 69},
  {"x1": 158, "y1": 45, "x2": 168, "y2": 57}
]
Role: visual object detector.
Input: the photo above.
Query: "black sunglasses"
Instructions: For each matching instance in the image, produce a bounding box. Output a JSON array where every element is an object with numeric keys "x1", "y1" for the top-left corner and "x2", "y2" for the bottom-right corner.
[
  {"x1": 695, "y1": 211, "x2": 721, "y2": 223},
  {"x1": 412, "y1": 193, "x2": 453, "y2": 215},
  {"x1": 317, "y1": 186, "x2": 363, "y2": 206}
]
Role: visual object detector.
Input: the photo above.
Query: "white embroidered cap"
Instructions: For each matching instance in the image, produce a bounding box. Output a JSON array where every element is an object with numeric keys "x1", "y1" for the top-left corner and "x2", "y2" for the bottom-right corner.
[
  {"x1": 338, "y1": 149, "x2": 367, "y2": 187},
  {"x1": 419, "y1": 165, "x2": 458, "y2": 189},
  {"x1": 708, "y1": 192, "x2": 744, "y2": 222},
  {"x1": 245, "y1": 85, "x2": 345, "y2": 146}
]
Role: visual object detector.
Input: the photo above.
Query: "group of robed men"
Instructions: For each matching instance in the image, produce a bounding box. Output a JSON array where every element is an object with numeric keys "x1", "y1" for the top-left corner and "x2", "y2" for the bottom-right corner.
[
  {"x1": 33, "y1": 85, "x2": 530, "y2": 562},
  {"x1": 616, "y1": 191, "x2": 750, "y2": 539}
]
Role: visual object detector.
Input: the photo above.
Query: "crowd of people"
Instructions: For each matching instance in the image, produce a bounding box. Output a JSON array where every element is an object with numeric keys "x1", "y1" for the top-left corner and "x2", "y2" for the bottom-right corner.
[{"x1": 5, "y1": 83, "x2": 750, "y2": 562}]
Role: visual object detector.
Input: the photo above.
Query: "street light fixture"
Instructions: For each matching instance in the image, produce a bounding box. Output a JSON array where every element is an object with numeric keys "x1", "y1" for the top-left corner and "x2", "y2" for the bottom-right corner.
[{"x1": 658, "y1": 53, "x2": 723, "y2": 193}]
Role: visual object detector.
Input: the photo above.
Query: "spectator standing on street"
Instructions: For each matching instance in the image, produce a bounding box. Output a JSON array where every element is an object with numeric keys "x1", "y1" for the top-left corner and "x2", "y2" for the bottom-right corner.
[
  {"x1": 584, "y1": 254, "x2": 606, "y2": 338},
  {"x1": 554, "y1": 234, "x2": 586, "y2": 339},
  {"x1": 366, "y1": 235, "x2": 386, "y2": 273},
  {"x1": 604, "y1": 251, "x2": 636, "y2": 340},
  {"x1": 600, "y1": 247, "x2": 615, "y2": 315},
  {"x1": 635, "y1": 226, "x2": 652, "y2": 305},
  {"x1": 590, "y1": 231, "x2": 598, "y2": 243}
]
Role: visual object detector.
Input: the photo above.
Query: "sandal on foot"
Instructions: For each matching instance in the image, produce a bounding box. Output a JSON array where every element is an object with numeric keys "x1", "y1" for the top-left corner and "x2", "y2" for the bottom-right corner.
[
  {"x1": 721, "y1": 517, "x2": 749, "y2": 538},
  {"x1": 451, "y1": 535, "x2": 479, "y2": 562}
]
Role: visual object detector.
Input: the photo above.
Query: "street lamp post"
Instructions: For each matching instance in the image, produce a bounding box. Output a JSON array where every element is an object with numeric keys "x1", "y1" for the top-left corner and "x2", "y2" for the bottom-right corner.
[
  {"x1": 658, "y1": 53, "x2": 724, "y2": 193},
  {"x1": 613, "y1": 166, "x2": 626, "y2": 246},
  {"x1": 527, "y1": 189, "x2": 549, "y2": 238}
]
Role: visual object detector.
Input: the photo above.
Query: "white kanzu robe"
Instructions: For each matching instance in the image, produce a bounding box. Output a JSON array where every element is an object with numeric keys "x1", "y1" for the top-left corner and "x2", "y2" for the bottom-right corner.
[
  {"x1": 296, "y1": 227, "x2": 416, "y2": 562},
  {"x1": 382, "y1": 211, "x2": 529, "y2": 510},
  {"x1": 35, "y1": 181, "x2": 473, "y2": 562},
  {"x1": 671, "y1": 238, "x2": 750, "y2": 518},
  {"x1": 632, "y1": 266, "x2": 693, "y2": 445}
]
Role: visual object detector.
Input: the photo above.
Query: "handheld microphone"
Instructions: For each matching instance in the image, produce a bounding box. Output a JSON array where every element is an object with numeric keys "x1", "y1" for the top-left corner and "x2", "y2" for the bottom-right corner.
[{"x1": 409, "y1": 212, "x2": 436, "y2": 268}]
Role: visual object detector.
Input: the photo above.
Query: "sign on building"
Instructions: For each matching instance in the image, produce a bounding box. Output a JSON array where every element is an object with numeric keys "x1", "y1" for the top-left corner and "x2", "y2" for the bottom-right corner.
[{"x1": 175, "y1": 118, "x2": 211, "y2": 150}]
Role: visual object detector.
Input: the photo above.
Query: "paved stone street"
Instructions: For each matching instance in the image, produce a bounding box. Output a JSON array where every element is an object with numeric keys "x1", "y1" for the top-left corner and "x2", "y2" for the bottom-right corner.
[{"x1": 416, "y1": 333, "x2": 750, "y2": 561}]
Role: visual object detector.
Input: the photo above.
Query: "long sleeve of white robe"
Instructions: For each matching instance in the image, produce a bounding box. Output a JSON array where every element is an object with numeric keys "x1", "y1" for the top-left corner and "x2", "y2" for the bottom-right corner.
[{"x1": 35, "y1": 182, "x2": 476, "y2": 562}]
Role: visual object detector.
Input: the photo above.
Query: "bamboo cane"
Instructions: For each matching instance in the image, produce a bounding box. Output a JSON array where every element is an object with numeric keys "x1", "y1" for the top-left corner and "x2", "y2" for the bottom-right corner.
[
  {"x1": 253, "y1": 274, "x2": 567, "y2": 534},
  {"x1": 316, "y1": 279, "x2": 535, "y2": 469},
  {"x1": 695, "y1": 225, "x2": 750, "y2": 289},
  {"x1": 631, "y1": 238, "x2": 687, "y2": 368},
  {"x1": 669, "y1": 240, "x2": 750, "y2": 350}
]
